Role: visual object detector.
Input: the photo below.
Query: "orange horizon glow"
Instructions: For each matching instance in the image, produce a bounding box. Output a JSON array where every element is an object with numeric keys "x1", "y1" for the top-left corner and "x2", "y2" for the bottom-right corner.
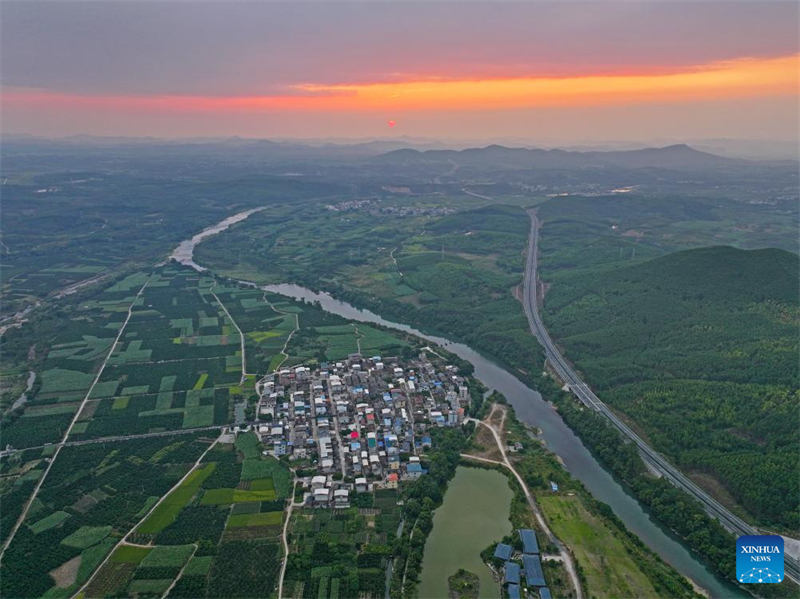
[{"x1": 4, "y1": 54, "x2": 797, "y2": 114}]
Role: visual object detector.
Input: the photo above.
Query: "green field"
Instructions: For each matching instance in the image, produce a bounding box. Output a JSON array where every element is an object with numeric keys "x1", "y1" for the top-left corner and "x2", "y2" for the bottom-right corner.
[
  {"x1": 539, "y1": 495, "x2": 658, "y2": 598},
  {"x1": 137, "y1": 463, "x2": 217, "y2": 534}
]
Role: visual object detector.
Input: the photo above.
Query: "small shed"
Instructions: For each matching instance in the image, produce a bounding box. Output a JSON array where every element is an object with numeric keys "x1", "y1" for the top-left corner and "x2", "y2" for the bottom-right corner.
[
  {"x1": 523, "y1": 554, "x2": 545, "y2": 587},
  {"x1": 504, "y1": 563, "x2": 521, "y2": 586},
  {"x1": 493, "y1": 543, "x2": 513, "y2": 562},
  {"x1": 519, "y1": 529, "x2": 540, "y2": 554}
]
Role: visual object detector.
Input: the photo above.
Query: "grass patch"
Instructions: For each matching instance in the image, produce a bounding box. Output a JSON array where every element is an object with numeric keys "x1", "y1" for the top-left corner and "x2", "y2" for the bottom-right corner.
[
  {"x1": 110, "y1": 545, "x2": 152, "y2": 564},
  {"x1": 200, "y1": 488, "x2": 235, "y2": 505},
  {"x1": 140, "y1": 544, "x2": 194, "y2": 568},
  {"x1": 250, "y1": 478, "x2": 275, "y2": 491},
  {"x1": 539, "y1": 495, "x2": 657, "y2": 598},
  {"x1": 227, "y1": 511, "x2": 282, "y2": 528},
  {"x1": 29, "y1": 511, "x2": 70, "y2": 534},
  {"x1": 61, "y1": 525, "x2": 113, "y2": 549},
  {"x1": 192, "y1": 374, "x2": 209, "y2": 390},
  {"x1": 112, "y1": 396, "x2": 130, "y2": 410}
]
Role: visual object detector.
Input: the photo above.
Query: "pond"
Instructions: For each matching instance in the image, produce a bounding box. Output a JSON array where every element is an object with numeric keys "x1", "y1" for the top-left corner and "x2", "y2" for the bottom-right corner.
[{"x1": 417, "y1": 467, "x2": 513, "y2": 599}]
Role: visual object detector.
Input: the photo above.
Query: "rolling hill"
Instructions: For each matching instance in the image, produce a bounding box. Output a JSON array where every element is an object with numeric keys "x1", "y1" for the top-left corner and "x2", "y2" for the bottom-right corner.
[{"x1": 542, "y1": 245, "x2": 799, "y2": 529}]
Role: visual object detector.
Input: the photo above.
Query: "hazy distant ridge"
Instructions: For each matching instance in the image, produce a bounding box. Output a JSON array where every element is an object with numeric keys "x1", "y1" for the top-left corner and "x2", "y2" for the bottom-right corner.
[{"x1": 373, "y1": 143, "x2": 746, "y2": 170}]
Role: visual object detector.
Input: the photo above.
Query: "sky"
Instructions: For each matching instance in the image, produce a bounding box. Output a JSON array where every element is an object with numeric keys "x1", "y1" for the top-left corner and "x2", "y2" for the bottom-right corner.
[{"x1": 2, "y1": 1, "x2": 798, "y2": 144}]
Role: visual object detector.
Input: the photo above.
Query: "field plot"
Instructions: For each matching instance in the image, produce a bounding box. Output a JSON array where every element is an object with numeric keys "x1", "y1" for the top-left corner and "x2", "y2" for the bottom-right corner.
[
  {"x1": 86, "y1": 433, "x2": 293, "y2": 599},
  {"x1": 0, "y1": 433, "x2": 212, "y2": 599},
  {"x1": 62, "y1": 268, "x2": 246, "y2": 439},
  {"x1": 283, "y1": 488, "x2": 401, "y2": 599},
  {"x1": 0, "y1": 273, "x2": 148, "y2": 448},
  {"x1": 286, "y1": 301, "x2": 414, "y2": 366},
  {"x1": 209, "y1": 285, "x2": 297, "y2": 374}
]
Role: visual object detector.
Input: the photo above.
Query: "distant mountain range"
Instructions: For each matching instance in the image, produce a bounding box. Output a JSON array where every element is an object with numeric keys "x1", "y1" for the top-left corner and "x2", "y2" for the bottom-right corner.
[
  {"x1": 3, "y1": 135, "x2": 777, "y2": 170},
  {"x1": 371, "y1": 143, "x2": 747, "y2": 170}
]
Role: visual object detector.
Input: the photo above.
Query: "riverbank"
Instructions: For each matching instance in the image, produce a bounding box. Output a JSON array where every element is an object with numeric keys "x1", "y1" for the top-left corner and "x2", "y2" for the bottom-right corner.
[
  {"x1": 461, "y1": 399, "x2": 700, "y2": 599},
  {"x1": 171, "y1": 208, "x2": 747, "y2": 598}
]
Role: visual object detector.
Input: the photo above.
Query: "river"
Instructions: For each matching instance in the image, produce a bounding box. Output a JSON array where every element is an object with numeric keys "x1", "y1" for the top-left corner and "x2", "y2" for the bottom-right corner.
[
  {"x1": 169, "y1": 207, "x2": 266, "y2": 271},
  {"x1": 417, "y1": 467, "x2": 513, "y2": 599},
  {"x1": 176, "y1": 209, "x2": 745, "y2": 599}
]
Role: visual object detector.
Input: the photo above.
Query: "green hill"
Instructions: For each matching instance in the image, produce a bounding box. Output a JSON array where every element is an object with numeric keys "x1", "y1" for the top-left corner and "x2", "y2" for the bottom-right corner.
[{"x1": 542, "y1": 246, "x2": 799, "y2": 530}]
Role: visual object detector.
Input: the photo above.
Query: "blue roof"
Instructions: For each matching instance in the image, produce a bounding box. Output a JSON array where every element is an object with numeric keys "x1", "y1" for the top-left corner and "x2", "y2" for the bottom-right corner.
[
  {"x1": 493, "y1": 543, "x2": 513, "y2": 561},
  {"x1": 539, "y1": 588, "x2": 552, "y2": 599},
  {"x1": 523, "y1": 555, "x2": 545, "y2": 587},
  {"x1": 507, "y1": 584, "x2": 521, "y2": 599},
  {"x1": 407, "y1": 463, "x2": 423, "y2": 473},
  {"x1": 504, "y1": 563, "x2": 521, "y2": 585},
  {"x1": 519, "y1": 529, "x2": 540, "y2": 554}
]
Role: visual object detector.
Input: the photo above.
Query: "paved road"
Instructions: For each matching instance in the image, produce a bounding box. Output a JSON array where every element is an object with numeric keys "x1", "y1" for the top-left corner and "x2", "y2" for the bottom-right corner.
[
  {"x1": 523, "y1": 209, "x2": 800, "y2": 585},
  {"x1": 0, "y1": 425, "x2": 229, "y2": 458}
]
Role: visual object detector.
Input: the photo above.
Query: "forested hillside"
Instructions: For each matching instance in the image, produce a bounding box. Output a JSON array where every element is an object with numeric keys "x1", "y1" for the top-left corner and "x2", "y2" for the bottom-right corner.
[{"x1": 541, "y1": 245, "x2": 799, "y2": 530}]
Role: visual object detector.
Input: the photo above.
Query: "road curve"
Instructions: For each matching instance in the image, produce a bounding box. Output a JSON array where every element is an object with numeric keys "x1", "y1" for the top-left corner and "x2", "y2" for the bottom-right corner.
[{"x1": 523, "y1": 209, "x2": 800, "y2": 585}]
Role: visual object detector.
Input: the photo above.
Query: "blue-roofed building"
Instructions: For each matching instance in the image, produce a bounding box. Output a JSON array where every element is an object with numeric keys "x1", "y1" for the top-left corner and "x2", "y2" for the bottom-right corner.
[
  {"x1": 493, "y1": 543, "x2": 513, "y2": 561},
  {"x1": 523, "y1": 555, "x2": 546, "y2": 587},
  {"x1": 406, "y1": 463, "x2": 425, "y2": 479},
  {"x1": 539, "y1": 587, "x2": 552, "y2": 599},
  {"x1": 504, "y1": 562, "x2": 521, "y2": 585},
  {"x1": 507, "y1": 584, "x2": 521, "y2": 599},
  {"x1": 519, "y1": 529, "x2": 540, "y2": 554},
  {"x1": 550, "y1": 481, "x2": 559, "y2": 492}
]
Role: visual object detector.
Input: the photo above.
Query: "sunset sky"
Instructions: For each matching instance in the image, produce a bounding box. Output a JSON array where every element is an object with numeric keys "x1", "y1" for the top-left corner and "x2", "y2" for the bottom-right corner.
[{"x1": 2, "y1": 1, "x2": 798, "y2": 143}]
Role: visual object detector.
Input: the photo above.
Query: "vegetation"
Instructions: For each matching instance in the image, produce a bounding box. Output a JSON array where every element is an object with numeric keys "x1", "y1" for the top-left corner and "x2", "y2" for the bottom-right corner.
[
  {"x1": 447, "y1": 569, "x2": 479, "y2": 599},
  {"x1": 555, "y1": 396, "x2": 799, "y2": 599},
  {"x1": 0, "y1": 434, "x2": 211, "y2": 599},
  {"x1": 541, "y1": 245, "x2": 799, "y2": 530},
  {"x1": 472, "y1": 398, "x2": 699, "y2": 599}
]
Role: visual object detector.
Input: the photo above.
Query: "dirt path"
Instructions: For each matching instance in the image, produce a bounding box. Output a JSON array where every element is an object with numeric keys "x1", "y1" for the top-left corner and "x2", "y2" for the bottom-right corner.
[
  {"x1": 277, "y1": 481, "x2": 302, "y2": 599},
  {"x1": 463, "y1": 410, "x2": 584, "y2": 599},
  {"x1": 210, "y1": 284, "x2": 249, "y2": 383},
  {"x1": 0, "y1": 276, "x2": 152, "y2": 560}
]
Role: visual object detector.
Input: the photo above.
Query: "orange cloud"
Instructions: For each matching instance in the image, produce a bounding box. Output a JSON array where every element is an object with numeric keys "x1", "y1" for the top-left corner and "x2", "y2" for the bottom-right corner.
[{"x1": 4, "y1": 54, "x2": 797, "y2": 114}]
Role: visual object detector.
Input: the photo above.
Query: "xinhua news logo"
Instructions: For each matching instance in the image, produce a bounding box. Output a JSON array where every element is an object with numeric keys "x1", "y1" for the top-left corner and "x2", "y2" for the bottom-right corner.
[{"x1": 737, "y1": 535, "x2": 784, "y2": 584}]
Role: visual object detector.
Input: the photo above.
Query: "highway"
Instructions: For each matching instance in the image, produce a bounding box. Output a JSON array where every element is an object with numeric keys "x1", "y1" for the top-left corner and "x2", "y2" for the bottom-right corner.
[{"x1": 522, "y1": 210, "x2": 800, "y2": 585}]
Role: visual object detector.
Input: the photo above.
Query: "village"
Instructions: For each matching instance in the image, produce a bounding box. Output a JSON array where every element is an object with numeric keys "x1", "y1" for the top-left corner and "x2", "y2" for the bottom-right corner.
[{"x1": 251, "y1": 350, "x2": 469, "y2": 508}]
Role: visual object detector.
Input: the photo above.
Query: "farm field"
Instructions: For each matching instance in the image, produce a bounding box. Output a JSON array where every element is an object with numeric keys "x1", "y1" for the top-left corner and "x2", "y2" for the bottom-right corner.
[
  {"x1": 0, "y1": 433, "x2": 214, "y2": 599},
  {"x1": 0, "y1": 272, "x2": 148, "y2": 449},
  {"x1": 76, "y1": 432, "x2": 294, "y2": 599},
  {"x1": 283, "y1": 488, "x2": 402, "y2": 599}
]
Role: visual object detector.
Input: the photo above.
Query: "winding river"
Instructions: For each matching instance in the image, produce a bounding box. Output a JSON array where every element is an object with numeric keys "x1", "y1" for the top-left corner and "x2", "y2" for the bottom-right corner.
[{"x1": 176, "y1": 209, "x2": 745, "y2": 599}]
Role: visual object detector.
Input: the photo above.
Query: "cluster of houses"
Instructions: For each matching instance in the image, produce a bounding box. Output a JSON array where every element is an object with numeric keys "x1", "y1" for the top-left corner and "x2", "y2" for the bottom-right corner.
[
  {"x1": 254, "y1": 350, "x2": 469, "y2": 507},
  {"x1": 324, "y1": 197, "x2": 455, "y2": 217},
  {"x1": 494, "y1": 529, "x2": 552, "y2": 599}
]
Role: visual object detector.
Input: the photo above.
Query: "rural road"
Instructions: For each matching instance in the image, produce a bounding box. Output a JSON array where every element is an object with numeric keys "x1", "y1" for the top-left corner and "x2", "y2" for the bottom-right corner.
[
  {"x1": 522, "y1": 209, "x2": 800, "y2": 585},
  {"x1": 464, "y1": 407, "x2": 584, "y2": 599},
  {"x1": 0, "y1": 276, "x2": 152, "y2": 560}
]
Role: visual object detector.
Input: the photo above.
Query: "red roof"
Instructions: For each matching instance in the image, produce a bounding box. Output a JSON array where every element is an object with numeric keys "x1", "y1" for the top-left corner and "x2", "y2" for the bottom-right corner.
[{"x1": 350, "y1": 431, "x2": 359, "y2": 439}]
